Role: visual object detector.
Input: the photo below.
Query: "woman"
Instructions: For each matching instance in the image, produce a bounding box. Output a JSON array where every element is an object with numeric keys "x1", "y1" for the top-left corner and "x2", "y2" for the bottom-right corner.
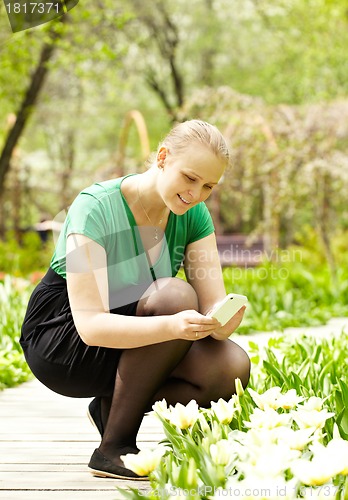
[{"x1": 20, "y1": 120, "x2": 250, "y2": 480}]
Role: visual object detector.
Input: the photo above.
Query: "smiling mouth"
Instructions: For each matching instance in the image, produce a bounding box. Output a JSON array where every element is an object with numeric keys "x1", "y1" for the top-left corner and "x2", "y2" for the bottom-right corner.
[{"x1": 178, "y1": 194, "x2": 191, "y2": 205}]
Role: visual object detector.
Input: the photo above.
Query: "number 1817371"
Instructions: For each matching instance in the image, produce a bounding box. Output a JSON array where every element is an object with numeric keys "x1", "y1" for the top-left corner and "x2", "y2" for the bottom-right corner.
[{"x1": 6, "y1": 3, "x2": 61, "y2": 14}]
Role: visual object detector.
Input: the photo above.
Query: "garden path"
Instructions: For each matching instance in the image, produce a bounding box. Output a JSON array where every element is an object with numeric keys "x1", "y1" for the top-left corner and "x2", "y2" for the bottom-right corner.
[{"x1": 0, "y1": 318, "x2": 347, "y2": 500}]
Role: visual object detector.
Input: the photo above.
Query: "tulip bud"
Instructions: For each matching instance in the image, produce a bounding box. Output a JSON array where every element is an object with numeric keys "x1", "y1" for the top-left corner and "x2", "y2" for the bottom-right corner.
[{"x1": 235, "y1": 377, "x2": 245, "y2": 397}]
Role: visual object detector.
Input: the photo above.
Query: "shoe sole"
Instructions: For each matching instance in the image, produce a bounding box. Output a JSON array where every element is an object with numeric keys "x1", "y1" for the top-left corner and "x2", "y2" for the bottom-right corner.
[{"x1": 89, "y1": 467, "x2": 149, "y2": 481}]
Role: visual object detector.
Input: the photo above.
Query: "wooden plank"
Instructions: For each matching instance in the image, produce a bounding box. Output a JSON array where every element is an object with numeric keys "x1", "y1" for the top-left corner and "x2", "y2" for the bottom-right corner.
[
  {"x1": 0, "y1": 491, "x2": 136, "y2": 500},
  {"x1": 0, "y1": 378, "x2": 162, "y2": 497},
  {"x1": 0, "y1": 434, "x2": 98, "y2": 442},
  {"x1": 0, "y1": 464, "x2": 86, "y2": 472},
  {"x1": 0, "y1": 488, "x2": 131, "y2": 500},
  {"x1": 0, "y1": 470, "x2": 150, "y2": 489}
]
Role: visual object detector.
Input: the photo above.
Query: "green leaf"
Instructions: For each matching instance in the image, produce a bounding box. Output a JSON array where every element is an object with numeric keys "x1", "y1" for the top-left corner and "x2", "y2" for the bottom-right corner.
[
  {"x1": 336, "y1": 408, "x2": 348, "y2": 440},
  {"x1": 263, "y1": 360, "x2": 288, "y2": 386}
]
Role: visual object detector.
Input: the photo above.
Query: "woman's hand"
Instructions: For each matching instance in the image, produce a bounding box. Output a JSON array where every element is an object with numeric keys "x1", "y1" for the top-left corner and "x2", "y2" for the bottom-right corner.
[
  {"x1": 170, "y1": 310, "x2": 221, "y2": 341},
  {"x1": 208, "y1": 306, "x2": 246, "y2": 341}
]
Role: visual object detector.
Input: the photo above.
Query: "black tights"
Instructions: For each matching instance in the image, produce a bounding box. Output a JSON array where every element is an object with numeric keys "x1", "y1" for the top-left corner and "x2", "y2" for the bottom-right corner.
[{"x1": 97, "y1": 278, "x2": 251, "y2": 466}]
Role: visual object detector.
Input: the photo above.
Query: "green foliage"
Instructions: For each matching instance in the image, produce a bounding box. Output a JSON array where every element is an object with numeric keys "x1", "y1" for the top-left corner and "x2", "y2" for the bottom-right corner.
[
  {"x1": 0, "y1": 275, "x2": 33, "y2": 390},
  {"x1": 119, "y1": 327, "x2": 348, "y2": 499},
  {"x1": 2, "y1": 0, "x2": 348, "y2": 244},
  {"x1": 222, "y1": 250, "x2": 348, "y2": 334},
  {"x1": 0, "y1": 231, "x2": 54, "y2": 277},
  {"x1": 0, "y1": 232, "x2": 51, "y2": 390},
  {"x1": 248, "y1": 330, "x2": 348, "y2": 442}
]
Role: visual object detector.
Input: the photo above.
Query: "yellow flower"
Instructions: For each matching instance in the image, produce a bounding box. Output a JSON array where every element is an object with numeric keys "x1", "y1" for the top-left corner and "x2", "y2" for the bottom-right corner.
[
  {"x1": 313, "y1": 437, "x2": 348, "y2": 476},
  {"x1": 291, "y1": 408, "x2": 334, "y2": 430},
  {"x1": 248, "y1": 387, "x2": 282, "y2": 410},
  {"x1": 291, "y1": 457, "x2": 340, "y2": 486},
  {"x1": 152, "y1": 398, "x2": 169, "y2": 417},
  {"x1": 291, "y1": 434, "x2": 348, "y2": 486},
  {"x1": 301, "y1": 396, "x2": 324, "y2": 411},
  {"x1": 210, "y1": 439, "x2": 235, "y2": 466},
  {"x1": 231, "y1": 394, "x2": 242, "y2": 412},
  {"x1": 239, "y1": 443, "x2": 300, "y2": 479},
  {"x1": 235, "y1": 377, "x2": 245, "y2": 397},
  {"x1": 249, "y1": 387, "x2": 304, "y2": 411},
  {"x1": 245, "y1": 407, "x2": 292, "y2": 430},
  {"x1": 211, "y1": 398, "x2": 237, "y2": 424},
  {"x1": 121, "y1": 447, "x2": 165, "y2": 476},
  {"x1": 167, "y1": 400, "x2": 200, "y2": 429},
  {"x1": 328, "y1": 434, "x2": 348, "y2": 475},
  {"x1": 211, "y1": 420, "x2": 224, "y2": 441},
  {"x1": 276, "y1": 389, "x2": 305, "y2": 409},
  {"x1": 273, "y1": 427, "x2": 315, "y2": 451}
]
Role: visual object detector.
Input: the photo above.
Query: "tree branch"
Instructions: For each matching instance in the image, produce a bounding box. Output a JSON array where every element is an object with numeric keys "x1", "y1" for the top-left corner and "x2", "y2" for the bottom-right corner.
[{"x1": 0, "y1": 17, "x2": 66, "y2": 195}]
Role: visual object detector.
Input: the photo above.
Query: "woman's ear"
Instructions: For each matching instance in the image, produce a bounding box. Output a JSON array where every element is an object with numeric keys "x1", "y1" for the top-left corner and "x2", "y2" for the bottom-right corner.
[{"x1": 157, "y1": 146, "x2": 168, "y2": 168}]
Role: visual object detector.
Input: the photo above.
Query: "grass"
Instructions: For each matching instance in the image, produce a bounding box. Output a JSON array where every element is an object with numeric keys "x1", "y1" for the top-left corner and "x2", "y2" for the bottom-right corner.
[{"x1": 222, "y1": 258, "x2": 348, "y2": 333}]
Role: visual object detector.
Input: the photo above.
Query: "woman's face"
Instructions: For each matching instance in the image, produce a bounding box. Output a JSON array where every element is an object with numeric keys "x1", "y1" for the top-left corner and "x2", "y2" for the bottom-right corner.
[{"x1": 158, "y1": 144, "x2": 226, "y2": 214}]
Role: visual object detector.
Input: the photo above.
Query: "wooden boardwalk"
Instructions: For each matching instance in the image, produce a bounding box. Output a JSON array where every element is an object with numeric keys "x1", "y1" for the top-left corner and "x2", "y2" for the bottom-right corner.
[
  {"x1": 0, "y1": 379, "x2": 163, "y2": 500},
  {"x1": 1, "y1": 319, "x2": 347, "y2": 500}
]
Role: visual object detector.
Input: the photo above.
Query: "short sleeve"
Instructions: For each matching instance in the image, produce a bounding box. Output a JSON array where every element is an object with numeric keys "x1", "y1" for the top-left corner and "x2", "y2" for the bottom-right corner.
[
  {"x1": 65, "y1": 192, "x2": 107, "y2": 248},
  {"x1": 186, "y1": 202, "x2": 215, "y2": 244}
]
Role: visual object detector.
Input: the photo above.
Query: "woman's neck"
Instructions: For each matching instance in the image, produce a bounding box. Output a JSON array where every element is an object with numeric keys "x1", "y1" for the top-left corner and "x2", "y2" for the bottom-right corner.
[{"x1": 122, "y1": 169, "x2": 167, "y2": 221}]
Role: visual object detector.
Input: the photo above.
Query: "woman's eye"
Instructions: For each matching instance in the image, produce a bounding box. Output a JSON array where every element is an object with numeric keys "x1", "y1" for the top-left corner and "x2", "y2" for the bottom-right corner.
[{"x1": 185, "y1": 175, "x2": 195, "y2": 182}]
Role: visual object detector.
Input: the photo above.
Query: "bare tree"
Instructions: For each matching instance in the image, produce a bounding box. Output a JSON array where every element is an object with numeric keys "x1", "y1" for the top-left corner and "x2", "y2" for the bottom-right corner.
[
  {"x1": 0, "y1": 17, "x2": 66, "y2": 195},
  {"x1": 128, "y1": 0, "x2": 185, "y2": 122}
]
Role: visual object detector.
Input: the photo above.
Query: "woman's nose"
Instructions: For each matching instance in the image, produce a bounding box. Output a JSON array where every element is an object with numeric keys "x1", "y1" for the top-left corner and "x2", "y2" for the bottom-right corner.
[{"x1": 188, "y1": 187, "x2": 201, "y2": 201}]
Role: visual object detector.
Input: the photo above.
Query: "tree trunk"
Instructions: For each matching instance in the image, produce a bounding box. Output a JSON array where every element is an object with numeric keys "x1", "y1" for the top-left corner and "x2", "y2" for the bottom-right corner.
[
  {"x1": 141, "y1": 2, "x2": 184, "y2": 122},
  {"x1": 200, "y1": 0, "x2": 216, "y2": 86},
  {"x1": 0, "y1": 18, "x2": 66, "y2": 195},
  {"x1": 316, "y1": 170, "x2": 337, "y2": 288}
]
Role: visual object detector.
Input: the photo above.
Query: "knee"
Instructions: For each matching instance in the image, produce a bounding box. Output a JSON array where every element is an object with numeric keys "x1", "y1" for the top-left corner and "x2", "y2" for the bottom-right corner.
[
  {"x1": 204, "y1": 340, "x2": 251, "y2": 401},
  {"x1": 230, "y1": 343, "x2": 251, "y2": 391},
  {"x1": 137, "y1": 277, "x2": 198, "y2": 316}
]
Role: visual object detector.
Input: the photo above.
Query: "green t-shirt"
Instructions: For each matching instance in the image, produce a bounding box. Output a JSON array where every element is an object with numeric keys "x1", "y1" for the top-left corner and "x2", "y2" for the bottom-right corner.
[{"x1": 50, "y1": 175, "x2": 215, "y2": 308}]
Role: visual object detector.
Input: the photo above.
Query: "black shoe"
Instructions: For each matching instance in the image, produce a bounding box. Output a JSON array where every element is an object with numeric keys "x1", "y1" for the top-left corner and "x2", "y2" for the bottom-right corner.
[
  {"x1": 87, "y1": 397, "x2": 104, "y2": 437},
  {"x1": 88, "y1": 449, "x2": 148, "y2": 480}
]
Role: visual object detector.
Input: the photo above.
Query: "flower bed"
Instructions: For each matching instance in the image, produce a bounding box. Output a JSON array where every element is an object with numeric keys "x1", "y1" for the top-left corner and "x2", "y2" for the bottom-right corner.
[
  {"x1": 120, "y1": 330, "x2": 348, "y2": 499},
  {"x1": 0, "y1": 275, "x2": 33, "y2": 390}
]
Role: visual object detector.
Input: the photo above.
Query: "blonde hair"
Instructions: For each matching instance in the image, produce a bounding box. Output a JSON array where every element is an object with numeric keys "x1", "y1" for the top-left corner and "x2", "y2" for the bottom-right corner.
[{"x1": 160, "y1": 120, "x2": 230, "y2": 166}]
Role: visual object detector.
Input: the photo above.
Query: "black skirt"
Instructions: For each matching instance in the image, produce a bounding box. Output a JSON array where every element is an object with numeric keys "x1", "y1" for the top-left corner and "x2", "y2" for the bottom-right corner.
[{"x1": 20, "y1": 268, "x2": 138, "y2": 398}]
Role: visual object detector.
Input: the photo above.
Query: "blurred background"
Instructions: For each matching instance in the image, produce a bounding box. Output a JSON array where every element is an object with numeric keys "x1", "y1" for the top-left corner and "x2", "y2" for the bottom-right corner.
[{"x1": 1, "y1": 0, "x2": 348, "y2": 387}]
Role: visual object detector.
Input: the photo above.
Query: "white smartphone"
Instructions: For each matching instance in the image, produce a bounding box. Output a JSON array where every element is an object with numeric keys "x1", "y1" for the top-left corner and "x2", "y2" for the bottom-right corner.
[{"x1": 210, "y1": 293, "x2": 248, "y2": 326}]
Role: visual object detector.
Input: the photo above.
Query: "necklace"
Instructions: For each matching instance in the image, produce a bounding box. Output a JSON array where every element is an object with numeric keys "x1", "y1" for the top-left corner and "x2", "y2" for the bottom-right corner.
[{"x1": 137, "y1": 182, "x2": 167, "y2": 241}]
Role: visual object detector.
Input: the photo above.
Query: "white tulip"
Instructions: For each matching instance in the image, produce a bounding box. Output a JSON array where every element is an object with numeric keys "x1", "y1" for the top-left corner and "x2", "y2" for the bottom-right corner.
[
  {"x1": 210, "y1": 439, "x2": 236, "y2": 466},
  {"x1": 248, "y1": 387, "x2": 282, "y2": 410},
  {"x1": 276, "y1": 389, "x2": 305, "y2": 409},
  {"x1": 167, "y1": 400, "x2": 200, "y2": 429},
  {"x1": 291, "y1": 408, "x2": 334, "y2": 430},
  {"x1": 238, "y1": 443, "x2": 300, "y2": 479},
  {"x1": 121, "y1": 447, "x2": 165, "y2": 476},
  {"x1": 273, "y1": 427, "x2": 315, "y2": 451},
  {"x1": 211, "y1": 397, "x2": 238, "y2": 424},
  {"x1": 291, "y1": 457, "x2": 340, "y2": 486},
  {"x1": 245, "y1": 407, "x2": 292, "y2": 430},
  {"x1": 301, "y1": 396, "x2": 324, "y2": 411}
]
